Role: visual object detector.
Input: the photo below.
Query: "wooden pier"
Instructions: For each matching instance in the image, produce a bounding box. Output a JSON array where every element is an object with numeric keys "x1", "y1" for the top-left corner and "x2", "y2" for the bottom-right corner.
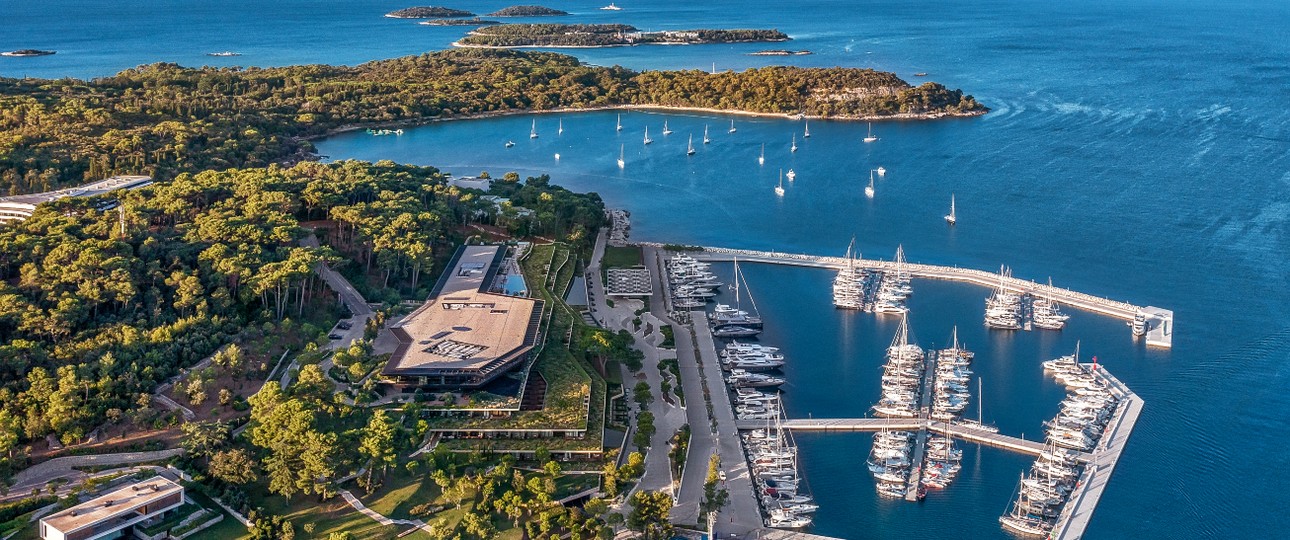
[
  {"x1": 904, "y1": 351, "x2": 937, "y2": 501},
  {"x1": 1049, "y1": 365, "x2": 1143, "y2": 540},
  {"x1": 655, "y1": 245, "x2": 1173, "y2": 347}
]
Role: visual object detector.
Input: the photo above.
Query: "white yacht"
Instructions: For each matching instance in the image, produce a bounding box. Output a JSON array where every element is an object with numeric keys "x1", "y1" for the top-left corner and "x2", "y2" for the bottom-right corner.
[
  {"x1": 786, "y1": 169, "x2": 796, "y2": 181},
  {"x1": 775, "y1": 170, "x2": 785, "y2": 196},
  {"x1": 877, "y1": 166, "x2": 887, "y2": 176},
  {"x1": 505, "y1": 140, "x2": 515, "y2": 148},
  {"x1": 600, "y1": 3, "x2": 622, "y2": 10},
  {"x1": 863, "y1": 122, "x2": 878, "y2": 143}
]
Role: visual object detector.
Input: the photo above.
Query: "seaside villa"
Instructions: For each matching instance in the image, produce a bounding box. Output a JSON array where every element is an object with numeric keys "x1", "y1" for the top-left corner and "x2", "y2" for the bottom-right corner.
[{"x1": 39, "y1": 478, "x2": 183, "y2": 540}]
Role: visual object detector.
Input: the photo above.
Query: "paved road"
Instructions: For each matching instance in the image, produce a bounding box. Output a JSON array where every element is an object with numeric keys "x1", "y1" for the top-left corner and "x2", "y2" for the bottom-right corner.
[
  {"x1": 4, "y1": 449, "x2": 184, "y2": 500},
  {"x1": 301, "y1": 232, "x2": 373, "y2": 317}
]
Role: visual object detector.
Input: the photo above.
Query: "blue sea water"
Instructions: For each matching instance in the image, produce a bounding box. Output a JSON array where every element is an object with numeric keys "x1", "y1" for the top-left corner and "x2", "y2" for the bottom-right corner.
[{"x1": 7, "y1": 0, "x2": 1290, "y2": 538}]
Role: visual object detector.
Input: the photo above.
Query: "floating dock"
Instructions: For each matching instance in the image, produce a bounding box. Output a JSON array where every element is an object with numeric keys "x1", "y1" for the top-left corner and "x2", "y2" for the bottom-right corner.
[
  {"x1": 735, "y1": 418, "x2": 1088, "y2": 461},
  {"x1": 904, "y1": 351, "x2": 937, "y2": 501},
  {"x1": 653, "y1": 245, "x2": 1173, "y2": 347}
]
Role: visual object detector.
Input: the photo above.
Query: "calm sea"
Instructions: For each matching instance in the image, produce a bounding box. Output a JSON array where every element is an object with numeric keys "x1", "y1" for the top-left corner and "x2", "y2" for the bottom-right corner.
[{"x1": 7, "y1": 0, "x2": 1290, "y2": 538}]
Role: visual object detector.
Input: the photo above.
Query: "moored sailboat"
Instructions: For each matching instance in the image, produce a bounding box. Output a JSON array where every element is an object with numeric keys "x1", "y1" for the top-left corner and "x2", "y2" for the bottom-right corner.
[
  {"x1": 864, "y1": 122, "x2": 878, "y2": 143},
  {"x1": 945, "y1": 194, "x2": 957, "y2": 225},
  {"x1": 775, "y1": 169, "x2": 785, "y2": 197},
  {"x1": 617, "y1": 144, "x2": 625, "y2": 168},
  {"x1": 687, "y1": 134, "x2": 696, "y2": 156},
  {"x1": 530, "y1": 119, "x2": 538, "y2": 139}
]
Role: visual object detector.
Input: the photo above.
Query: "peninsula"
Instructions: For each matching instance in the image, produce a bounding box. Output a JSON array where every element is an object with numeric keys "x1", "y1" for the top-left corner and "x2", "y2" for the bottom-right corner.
[
  {"x1": 486, "y1": 5, "x2": 569, "y2": 17},
  {"x1": 456, "y1": 24, "x2": 789, "y2": 48},
  {"x1": 0, "y1": 49, "x2": 984, "y2": 193},
  {"x1": 384, "y1": 6, "x2": 474, "y2": 18}
]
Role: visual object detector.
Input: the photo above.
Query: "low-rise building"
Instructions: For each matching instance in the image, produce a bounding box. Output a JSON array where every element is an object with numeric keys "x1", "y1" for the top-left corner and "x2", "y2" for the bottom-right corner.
[
  {"x1": 39, "y1": 478, "x2": 183, "y2": 540},
  {"x1": 0, "y1": 175, "x2": 152, "y2": 225},
  {"x1": 382, "y1": 244, "x2": 543, "y2": 390}
]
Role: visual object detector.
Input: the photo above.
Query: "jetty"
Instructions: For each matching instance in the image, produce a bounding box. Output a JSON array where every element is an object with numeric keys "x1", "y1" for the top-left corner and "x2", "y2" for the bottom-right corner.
[
  {"x1": 734, "y1": 418, "x2": 1087, "y2": 461},
  {"x1": 904, "y1": 350, "x2": 937, "y2": 501},
  {"x1": 653, "y1": 244, "x2": 1173, "y2": 347}
]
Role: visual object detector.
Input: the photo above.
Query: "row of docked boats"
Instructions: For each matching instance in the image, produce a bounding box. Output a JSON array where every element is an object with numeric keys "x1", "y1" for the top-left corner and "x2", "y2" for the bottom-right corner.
[
  {"x1": 868, "y1": 428, "x2": 915, "y2": 498},
  {"x1": 872, "y1": 315, "x2": 925, "y2": 418},
  {"x1": 873, "y1": 245, "x2": 913, "y2": 315},
  {"x1": 366, "y1": 128, "x2": 403, "y2": 136},
  {"x1": 1000, "y1": 345, "x2": 1121, "y2": 537},
  {"x1": 832, "y1": 238, "x2": 866, "y2": 309},
  {"x1": 985, "y1": 266, "x2": 1023, "y2": 329},
  {"x1": 930, "y1": 330, "x2": 975, "y2": 422},
  {"x1": 722, "y1": 342, "x2": 786, "y2": 420},
  {"x1": 744, "y1": 419, "x2": 817, "y2": 529},
  {"x1": 667, "y1": 254, "x2": 723, "y2": 309}
]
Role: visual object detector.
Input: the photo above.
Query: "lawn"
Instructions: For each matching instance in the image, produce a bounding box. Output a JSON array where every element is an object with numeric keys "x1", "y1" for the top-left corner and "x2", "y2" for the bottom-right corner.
[{"x1": 601, "y1": 245, "x2": 643, "y2": 269}]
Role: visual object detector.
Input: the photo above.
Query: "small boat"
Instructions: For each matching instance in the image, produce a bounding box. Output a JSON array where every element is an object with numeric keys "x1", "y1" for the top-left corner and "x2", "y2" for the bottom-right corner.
[
  {"x1": 616, "y1": 114, "x2": 623, "y2": 132},
  {"x1": 662, "y1": 120, "x2": 673, "y2": 135},
  {"x1": 207, "y1": 51, "x2": 241, "y2": 57},
  {"x1": 617, "y1": 144, "x2": 625, "y2": 168},
  {"x1": 791, "y1": 134, "x2": 798, "y2": 153},
  {"x1": 865, "y1": 170, "x2": 875, "y2": 198},
  {"x1": 600, "y1": 2, "x2": 623, "y2": 10},
  {"x1": 785, "y1": 169, "x2": 796, "y2": 181},
  {"x1": 945, "y1": 193, "x2": 957, "y2": 225},
  {"x1": 759, "y1": 144, "x2": 765, "y2": 165},
  {"x1": 876, "y1": 166, "x2": 887, "y2": 176},
  {"x1": 729, "y1": 119, "x2": 737, "y2": 133},
  {"x1": 505, "y1": 140, "x2": 515, "y2": 148},
  {"x1": 915, "y1": 72, "x2": 928, "y2": 77},
  {"x1": 775, "y1": 170, "x2": 785, "y2": 197},
  {"x1": 554, "y1": 153, "x2": 561, "y2": 160},
  {"x1": 687, "y1": 134, "x2": 696, "y2": 156},
  {"x1": 803, "y1": 120, "x2": 810, "y2": 138},
  {"x1": 863, "y1": 122, "x2": 878, "y2": 143},
  {"x1": 703, "y1": 125, "x2": 711, "y2": 144},
  {"x1": 530, "y1": 119, "x2": 538, "y2": 139},
  {"x1": 558, "y1": 119, "x2": 563, "y2": 135},
  {"x1": 2, "y1": 49, "x2": 56, "y2": 57},
  {"x1": 643, "y1": 126, "x2": 652, "y2": 145}
]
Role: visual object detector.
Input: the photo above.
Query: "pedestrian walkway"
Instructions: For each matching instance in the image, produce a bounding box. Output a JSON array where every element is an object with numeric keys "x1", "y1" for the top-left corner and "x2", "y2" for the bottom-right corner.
[{"x1": 338, "y1": 489, "x2": 432, "y2": 534}]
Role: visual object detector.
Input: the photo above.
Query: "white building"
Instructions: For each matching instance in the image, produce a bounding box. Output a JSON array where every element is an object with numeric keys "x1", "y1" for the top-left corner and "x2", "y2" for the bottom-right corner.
[
  {"x1": 0, "y1": 175, "x2": 153, "y2": 225},
  {"x1": 39, "y1": 478, "x2": 184, "y2": 540}
]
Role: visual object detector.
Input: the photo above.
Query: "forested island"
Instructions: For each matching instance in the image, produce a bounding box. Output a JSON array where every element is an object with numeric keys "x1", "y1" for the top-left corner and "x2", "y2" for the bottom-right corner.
[
  {"x1": 420, "y1": 18, "x2": 500, "y2": 26},
  {"x1": 385, "y1": 6, "x2": 474, "y2": 18},
  {"x1": 0, "y1": 49, "x2": 984, "y2": 195},
  {"x1": 486, "y1": 5, "x2": 569, "y2": 17},
  {"x1": 456, "y1": 24, "x2": 789, "y2": 48}
]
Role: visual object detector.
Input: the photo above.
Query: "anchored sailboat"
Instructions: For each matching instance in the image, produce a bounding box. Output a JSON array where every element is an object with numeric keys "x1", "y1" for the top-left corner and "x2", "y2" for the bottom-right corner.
[
  {"x1": 775, "y1": 169, "x2": 785, "y2": 197},
  {"x1": 945, "y1": 194, "x2": 957, "y2": 225},
  {"x1": 662, "y1": 120, "x2": 672, "y2": 135},
  {"x1": 729, "y1": 119, "x2": 737, "y2": 133},
  {"x1": 865, "y1": 170, "x2": 875, "y2": 198},
  {"x1": 863, "y1": 122, "x2": 878, "y2": 143},
  {"x1": 759, "y1": 144, "x2": 765, "y2": 165},
  {"x1": 804, "y1": 120, "x2": 810, "y2": 138},
  {"x1": 530, "y1": 119, "x2": 538, "y2": 139},
  {"x1": 558, "y1": 119, "x2": 563, "y2": 135},
  {"x1": 687, "y1": 134, "x2": 696, "y2": 156},
  {"x1": 703, "y1": 125, "x2": 711, "y2": 144},
  {"x1": 643, "y1": 126, "x2": 652, "y2": 145},
  {"x1": 791, "y1": 134, "x2": 798, "y2": 153},
  {"x1": 616, "y1": 114, "x2": 622, "y2": 132},
  {"x1": 617, "y1": 144, "x2": 625, "y2": 168}
]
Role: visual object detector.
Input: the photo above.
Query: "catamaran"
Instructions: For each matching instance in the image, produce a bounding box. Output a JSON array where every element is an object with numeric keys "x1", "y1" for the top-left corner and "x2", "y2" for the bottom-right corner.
[
  {"x1": 530, "y1": 119, "x2": 538, "y2": 139},
  {"x1": 643, "y1": 126, "x2": 652, "y2": 145},
  {"x1": 759, "y1": 144, "x2": 766, "y2": 165},
  {"x1": 616, "y1": 114, "x2": 622, "y2": 132},
  {"x1": 945, "y1": 194, "x2": 957, "y2": 225},
  {"x1": 863, "y1": 122, "x2": 878, "y2": 143},
  {"x1": 775, "y1": 170, "x2": 785, "y2": 197},
  {"x1": 729, "y1": 119, "x2": 737, "y2": 133},
  {"x1": 687, "y1": 134, "x2": 696, "y2": 156},
  {"x1": 791, "y1": 134, "x2": 798, "y2": 153},
  {"x1": 703, "y1": 125, "x2": 711, "y2": 144},
  {"x1": 662, "y1": 120, "x2": 672, "y2": 135},
  {"x1": 617, "y1": 144, "x2": 625, "y2": 168},
  {"x1": 865, "y1": 170, "x2": 875, "y2": 198}
]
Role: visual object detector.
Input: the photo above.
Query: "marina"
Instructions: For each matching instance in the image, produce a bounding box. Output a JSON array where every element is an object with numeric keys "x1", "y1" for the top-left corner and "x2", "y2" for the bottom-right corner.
[{"x1": 668, "y1": 245, "x2": 1173, "y2": 347}]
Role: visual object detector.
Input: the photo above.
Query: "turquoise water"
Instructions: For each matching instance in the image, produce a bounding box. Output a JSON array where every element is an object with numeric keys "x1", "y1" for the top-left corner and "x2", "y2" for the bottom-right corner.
[{"x1": 9, "y1": 0, "x2": 1290, "y2": 538}]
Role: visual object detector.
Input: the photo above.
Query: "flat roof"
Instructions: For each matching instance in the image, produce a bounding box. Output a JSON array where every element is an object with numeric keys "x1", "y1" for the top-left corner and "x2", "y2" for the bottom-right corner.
[
  {"x1": 0, "y1": 175, "x2": 153, "y2": 206},
  {"x1": 605, "y1": 267, "x2": 653, "y2": 296},
  {"x1": 41, "y1": 477, "x2": 182, "y2": 534},
  {"x1": 385, "y1": 245, "x2": 540, "y2": 376}
]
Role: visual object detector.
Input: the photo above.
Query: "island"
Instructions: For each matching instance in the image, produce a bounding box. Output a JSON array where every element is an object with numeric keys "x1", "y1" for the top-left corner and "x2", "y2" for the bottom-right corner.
[
  {"x1": 486, "y1": 5, "x2": 569, "y2": 17},
  {"x1": 420, "y1": 18, "x2": 500, "y2": 26},
  {"x1": 1, "y1": 49, "x2": 56, "y2": 57},
  {"x1": 456, "y1": 23, "x2": 789, "y2": 47},
  {"x1": 384, "y1": 6, "x2": 474, "y2": 18},
  {"x1": 749, "y1": 49, "x2": 813, "y2": 56}
]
